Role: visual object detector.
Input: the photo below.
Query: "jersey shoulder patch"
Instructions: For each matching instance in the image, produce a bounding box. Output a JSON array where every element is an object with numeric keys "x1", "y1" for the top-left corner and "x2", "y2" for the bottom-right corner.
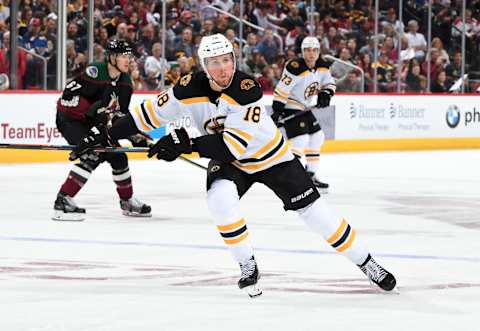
[
  {"x1": 84, "y1": 62, "x2": 108, "y2": 80},
  {"x1": 223, "y1": 71, "x2": 262, "y2": 106},
  {"x1": 173, "y1": 72, "x2": 210, "y2": 100},
  {"x1": 316, "y1": 57, "x2": 332, "y2": 70},
  {"x1": 285, "y1": 58, "x2": 308, "y2": 76}
]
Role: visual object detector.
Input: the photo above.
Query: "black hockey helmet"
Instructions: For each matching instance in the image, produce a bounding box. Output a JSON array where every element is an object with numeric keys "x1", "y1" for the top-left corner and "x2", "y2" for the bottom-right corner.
[{"x1": 105, "y1": 39, "x2": 134, "y2": 57}]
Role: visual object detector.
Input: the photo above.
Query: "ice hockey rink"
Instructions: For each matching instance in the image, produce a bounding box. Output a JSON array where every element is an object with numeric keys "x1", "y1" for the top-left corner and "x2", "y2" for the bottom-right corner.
[{"x1": 1, "y1": 150, "x2": 479, "y2": 331}]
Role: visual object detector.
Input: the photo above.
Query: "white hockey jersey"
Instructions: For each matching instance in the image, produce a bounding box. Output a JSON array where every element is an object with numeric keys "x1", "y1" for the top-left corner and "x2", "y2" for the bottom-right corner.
[
  {"x1": 130, "y1": 71, "x2": 294, "y2": 174},
  {"x1": 273, "y1": 57, "x2": 336, "y2": 111}
]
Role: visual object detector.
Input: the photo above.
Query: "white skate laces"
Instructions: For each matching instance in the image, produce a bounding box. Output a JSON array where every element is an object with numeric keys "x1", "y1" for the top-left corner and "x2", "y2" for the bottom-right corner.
[
  {"x1": 359, "y1": 255, "x2": 397, "y2": 292},
  {"x1": 238, "y1": 257, "x2": 262, "y2": 298}
]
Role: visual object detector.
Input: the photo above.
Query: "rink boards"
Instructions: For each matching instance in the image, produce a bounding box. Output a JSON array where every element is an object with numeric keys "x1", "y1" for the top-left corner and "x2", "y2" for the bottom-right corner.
[{"x1": 1, "y1": 91, "x2": 480, "y2": 163}]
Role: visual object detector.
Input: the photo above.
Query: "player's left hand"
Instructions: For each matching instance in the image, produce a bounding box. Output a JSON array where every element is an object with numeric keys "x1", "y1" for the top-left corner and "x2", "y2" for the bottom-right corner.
[
  {"x1": 317, "y1": 89, "x2": 333, "y2": 108},
  {"x1": 147, "y1": 128, "x2": 192, "y2": 161},
  {"x1": 69, "y1": 124, "x2": 110, "y2": 161}
]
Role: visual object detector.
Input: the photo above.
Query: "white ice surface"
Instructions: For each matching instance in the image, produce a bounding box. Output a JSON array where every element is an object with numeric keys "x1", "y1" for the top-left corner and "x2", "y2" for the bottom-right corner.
[{"x1": 1, "y1": 150, "x2": 479, "y2": 331}]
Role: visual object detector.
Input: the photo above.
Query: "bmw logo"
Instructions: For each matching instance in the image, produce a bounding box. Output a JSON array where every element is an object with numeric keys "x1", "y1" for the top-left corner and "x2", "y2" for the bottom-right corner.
[{"x1": 446, "y1": 105, "x2": 460, "y2": 128}]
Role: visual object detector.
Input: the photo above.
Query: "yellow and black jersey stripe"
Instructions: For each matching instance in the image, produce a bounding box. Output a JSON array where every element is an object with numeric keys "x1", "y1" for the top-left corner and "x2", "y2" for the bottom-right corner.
[
  {"x1": 233, "y1": 129, "x2": 289, "y2": 172},
  {"x1": 132, "y1": 99, "x2": 161, "y2": 132},
  {"x1": 217, "y1": 218, "x2": 249, "y2": 245},
  {"x1": 273, "y1": 87, "x2": 289, "y2": 102},
  {"x1": 327, "y1": 219, "x2": 357, "y2": 253},
  {"x1": 223, "y1": 128, "x2": 253, "y2": 156}
]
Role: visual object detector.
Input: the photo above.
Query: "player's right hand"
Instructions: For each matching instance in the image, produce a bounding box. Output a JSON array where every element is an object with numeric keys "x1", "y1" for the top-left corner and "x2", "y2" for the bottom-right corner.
[
  {"x1": 69, "y1": 124, "x2": 110, "y2": 161},
  {"x1": 271, "y1": 111, "x2": 283, "y2": 127}
]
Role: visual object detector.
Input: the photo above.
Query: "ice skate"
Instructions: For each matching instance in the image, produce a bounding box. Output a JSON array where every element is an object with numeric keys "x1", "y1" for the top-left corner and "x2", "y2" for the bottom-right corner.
[
  {"x1": 52, "y1": 193, "x2": 86, "y2": 221},
  {"x1": 120, "y1": 197, "x2": 152, "y2": 217},
  {"x1": 238, "y1": 256, "x2": 262, "y2": 298},
  {"x1": 307, "y1": 171, "x2": 329, "y2": 193},
  {"x1": 359, "y1": 254, "x2": 397, "y2": 292}
]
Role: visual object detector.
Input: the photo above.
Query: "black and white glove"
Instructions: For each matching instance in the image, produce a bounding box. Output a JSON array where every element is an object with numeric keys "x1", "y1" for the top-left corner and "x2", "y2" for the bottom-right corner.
[
  {"x1": 69, "y1": 124, "x2": 111, "y2": 161},
  {"x1": 317, "y1": 89, "x2": 334, "y2": 108},
  {"x1": 147, "y1": 128, "x2": 192, "y2": 161}
]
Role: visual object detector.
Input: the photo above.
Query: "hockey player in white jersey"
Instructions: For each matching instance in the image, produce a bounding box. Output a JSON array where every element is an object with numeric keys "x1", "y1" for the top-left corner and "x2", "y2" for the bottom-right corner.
[
  {"x1": 71, "y1": 34, "x2": 396, "y2": 297},
  {"x1": 272, "y1": 36, "x2": 336, "y2": 191}
]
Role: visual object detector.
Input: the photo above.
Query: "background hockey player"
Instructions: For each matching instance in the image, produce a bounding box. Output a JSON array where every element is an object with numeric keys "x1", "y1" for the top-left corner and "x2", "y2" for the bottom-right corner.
[
  {"x1": 53, "y1": 40, "x2": 151, "y2": 221},
  {"x1": 271, "y1": 36, "x2": 336, "y2": 192},
  {"x1": 71, "y1": 34, "x2": 396, "y2": 296}
]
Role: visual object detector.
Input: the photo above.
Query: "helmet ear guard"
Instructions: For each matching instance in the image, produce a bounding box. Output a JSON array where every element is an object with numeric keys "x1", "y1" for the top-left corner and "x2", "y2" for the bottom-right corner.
[{"x1": 197, "y1": 34, "x2": 236, "y2": 89}]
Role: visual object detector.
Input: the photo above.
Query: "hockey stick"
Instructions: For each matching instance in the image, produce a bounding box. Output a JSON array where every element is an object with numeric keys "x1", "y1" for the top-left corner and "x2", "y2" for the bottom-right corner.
[{"x1": 0, "y1": 143, "x2": 207, "y2": 170}]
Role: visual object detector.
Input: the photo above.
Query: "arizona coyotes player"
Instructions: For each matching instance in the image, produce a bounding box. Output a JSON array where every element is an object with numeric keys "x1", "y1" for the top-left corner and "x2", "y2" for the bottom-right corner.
[
  {"x1": 272, "y1": 36, "x2": 336, "y2": 192},
  {"x1": 53, "y1": 40, "x2": 151, "y2": 221},
  {"x1": 71, "y1": 34, "x2": 397, "y2": 296}
]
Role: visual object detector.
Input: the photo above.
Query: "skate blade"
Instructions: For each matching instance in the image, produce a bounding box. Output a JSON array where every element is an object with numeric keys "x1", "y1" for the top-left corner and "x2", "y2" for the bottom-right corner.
[
  {"x1": 122, "y1": 210, "x2": 152, "y2": 218},
  {"x1": 317, "y1": 188, "x2": 329, "y2": 194},
  {"x1": 243, "y1": 284, "x2": 263, "y2": 298},
  {"x1": 52, "y1": 211, "x2": 85, "y2": 221}
]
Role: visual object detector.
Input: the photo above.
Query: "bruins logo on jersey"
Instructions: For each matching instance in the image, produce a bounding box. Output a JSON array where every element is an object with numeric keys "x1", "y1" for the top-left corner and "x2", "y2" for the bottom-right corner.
[
  {"x1": 180, "y1": 74, "x2": 192, "y2": 86},
  {"x1": 240, "y1": 79, "x2": 255, "y2": 91},
  {"x1": 203, "y1": 116, "x2": 226, "y2": 134},
  {"x1": 290, "y1": 61, "x2": 299, "y2": 68},
  {"x1": 304, "y1": 82, "x2": 320, "y2": 99}
]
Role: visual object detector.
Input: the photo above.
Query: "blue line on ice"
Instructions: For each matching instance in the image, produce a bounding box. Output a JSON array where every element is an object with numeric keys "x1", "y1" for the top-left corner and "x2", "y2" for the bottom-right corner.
[{"x1": 1, "y1": 235, "x2": 479, "y2": 263}]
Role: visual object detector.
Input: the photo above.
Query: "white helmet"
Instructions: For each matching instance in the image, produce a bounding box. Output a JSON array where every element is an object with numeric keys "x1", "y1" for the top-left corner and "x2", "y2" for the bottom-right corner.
[
  {"x1": 198, "y1": 34, "x2": 236, "y2": 88},
  {"x1": 301, "y1": 36, "x2": 320, "y2": 58}
]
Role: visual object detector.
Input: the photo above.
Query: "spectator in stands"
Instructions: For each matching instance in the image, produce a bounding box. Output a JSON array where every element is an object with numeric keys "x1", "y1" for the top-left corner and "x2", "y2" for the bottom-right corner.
[
  {"x1": 243, "y1": 32, "x2": 258, "y2": 58},
  {"x1": 257, "y1": 28, "x2": 280, "y2": 64},
  {"x1": 174, "y1": 26, "x2": 195, "y2": 58},
  {"x1": 446, "y1": 50, "x2": 468, "y2": 85},
  {"x1": 0, "y1": 1, "x2": 10, "y2": 23},
  {"x1": 0, "y1": 31, "x2": 27, "y2": 88},
  {"x1": 257, "y1": 66, "x2": 275, "y2": 92},
  {"x1": 200, "y1": 18, "x2": 215, "y2": 36},
  {"x1": 173, "y1": 10, "x2": 201, "y2": 34},
  {"x1": 253, "y1": 2, "x2": 271, "y2": 29},
  {"x1": 241, "y1": 47, "x2": 267, "y2": 77},
  {"x1": 130, "y1": 64, "x2": 144, "y2": 90},
  {"x1": 374, "y1": 52, "x2": 396, "y2": 92},
  {"x1": 66, "y1": 39, "x2": 86, "y2": 79},
  {"x1": 382, "y1": 7, "x2": 404, "y2": 33},
  {"x1": 421, "y1": 48, "x2": 442, "y2": 82},
  {"x1": 431, "y1": 70, "x2": 450, "y2": 93},
  {"x1": 67, "y1": 21, "x2": 87, "y2": 53},
  {"x1": 406, "y1": 60, "x2": 423, "y2": 92},
  {"x1": 359, "y1": 36, "x2": 375, "y2": 61},
  {"x1": 431, "y1": 37, "x2": 450, "y2": 65},
  {"x1": 96, "y1": 27, "x2": 109, "y2": 49},
  {"x1": 114, "y1": 22, "x2": 128, "y2": 41},
  {"x1": 93, "y1": 44, "x2": 105, "y2": 62},
  {"x1": 126, "y1": 25, "x2": 138, "y2": 44},
  {"x1": 406, "y1": 20, "x2": 427, "y2": 61},
  {"x1": 330, "y1": 48, "x2": 353, "y2": 79},
  {"x1": 144, "y1": 42, "x2": 170, "y2": 89},
  {"x1": 165, "y1": 62, "x2": 181, "y2": 87},
  {"x1": 138, "y1": 24, "x2": 159, "y2": 56},
  {"x1": 178, "y1": 55, "x2": 194, "y2": 76},
  {"x1": 336, "y1": 70, "x2": 362, "y2": 92}
]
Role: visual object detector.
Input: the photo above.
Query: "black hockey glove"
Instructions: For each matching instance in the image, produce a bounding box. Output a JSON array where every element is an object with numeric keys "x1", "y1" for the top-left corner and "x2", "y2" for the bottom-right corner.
[
  {"x1": 147, "y1": 128, "x2": 192, "y2": 161},
  {"x1": 69, "y1": 123, "x2": 111, "y2": 161},
  {"x1": 270, "y1": 111, "x2": 283, "y2": 126},
  {"x1": 317, "y1": 89, "x2": 333, "y2": 108}
]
